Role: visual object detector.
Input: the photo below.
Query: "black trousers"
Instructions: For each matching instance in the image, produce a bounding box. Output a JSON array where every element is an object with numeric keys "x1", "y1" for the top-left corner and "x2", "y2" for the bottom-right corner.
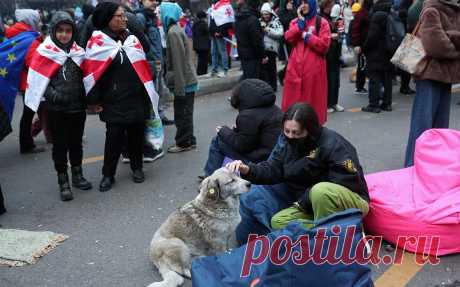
[
  {"x1": 368, "y1": 70, "x2": 393, "y2": 108},
  {"x1": 103, "y1": 122, "x2": 144, "y2": 177},
  {"x1": 241, "y1": 59, "x2": 261, "y2": 80},
  {"x1": 48, "y1": 111, "x2": 86, "y2": 173},
  {"x1": 260, "y1": 51, "x2": 278, "y2": 91},
  {"x1": 400, "y1": 69, "x2": 411, "y2": 90},
  {"x1": 327, "y1": 54, "x2": 341, "y2": 107},
  {"x1": 19, "y1": 96, "x2": 36, "y2": 152},
  {"x1": 173, "y1": 93, "x2": 196, "y2": 148},
  {"x1": 356, "y1": 53, "x2": 367, "y2": 91},
  {"x1": 0, "y1": 183, "x2": 5, "y2": 214},
  {"x1": 196, "y1": 50, "x2": 209, "y2": 76}
]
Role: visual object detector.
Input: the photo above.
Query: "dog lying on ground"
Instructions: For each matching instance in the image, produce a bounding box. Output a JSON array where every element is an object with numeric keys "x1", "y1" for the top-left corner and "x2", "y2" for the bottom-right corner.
[{"x1": 147, "y1": 167, "x2": 251, "y2": 287}]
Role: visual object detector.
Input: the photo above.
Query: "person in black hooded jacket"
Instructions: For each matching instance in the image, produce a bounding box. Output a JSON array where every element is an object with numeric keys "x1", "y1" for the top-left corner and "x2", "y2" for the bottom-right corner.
[
  {"x1": 41, "y1": 11, "x2": 93, "y2": 201},
  {"x1": 201, "y1": 79, "x2": 283, "y2": 178}
]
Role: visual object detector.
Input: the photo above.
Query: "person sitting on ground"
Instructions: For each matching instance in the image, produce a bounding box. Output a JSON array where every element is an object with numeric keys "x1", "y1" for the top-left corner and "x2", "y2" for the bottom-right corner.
[
  {"x1": 201, "y1": 79, "x2": 283, "y2": 180},
  {"x1": 227, "y1": 102, "x2": 370, "y2": 230}
]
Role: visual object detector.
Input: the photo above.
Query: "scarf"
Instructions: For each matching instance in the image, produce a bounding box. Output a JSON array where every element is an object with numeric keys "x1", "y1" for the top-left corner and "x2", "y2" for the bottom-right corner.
[
  {"x1": 82, "y1": 30, "x2": 159, "y2": 119},
  {"x1": 24, "y1": 36, "x2": 85, "y2": 112}
]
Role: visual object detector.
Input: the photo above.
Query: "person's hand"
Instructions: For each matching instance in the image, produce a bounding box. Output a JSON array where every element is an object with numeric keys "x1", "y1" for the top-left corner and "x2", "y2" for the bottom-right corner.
[
  {"x1": 226, "y1": 160, "x2": 250, "y2": 175},
  {"x1": 354, "y1": 46, "x2": 362, "y2": 54},
  {"x1": 215, "y1": 32, "x2": 221, "y2": 37},
  {"x1": 307, "y1": 26, "x2": 314, "y2": 35},
  {"x1": 88, "y1": 105, "x2": 103, "y2": 113},
  {"x1": 155, "y1": 60, "x2": 162, "y2": 73},
  {"x1": 297, "y1": 5, "x2": 305, "y2": 20},
  {"x1": 261, "y1": 57, "x2": 269, "y2": 64},
  {"x1": 331, "y1": 33, "x2": 339, "y2": 40},
  {"x1": 216, "y1": 125, "x2": 223, "y2": 133}
]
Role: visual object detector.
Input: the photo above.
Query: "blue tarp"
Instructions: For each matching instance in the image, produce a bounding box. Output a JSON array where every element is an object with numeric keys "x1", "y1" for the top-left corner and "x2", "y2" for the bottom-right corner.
[{"x1": 191, "y1": 184, "x2": 374, "y2": 287}]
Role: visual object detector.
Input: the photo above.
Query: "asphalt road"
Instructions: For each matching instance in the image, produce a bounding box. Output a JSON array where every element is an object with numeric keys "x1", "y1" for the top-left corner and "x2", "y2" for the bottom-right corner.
[{"x1": 0, "y1": 69, "x2": 459, "y2": 287}]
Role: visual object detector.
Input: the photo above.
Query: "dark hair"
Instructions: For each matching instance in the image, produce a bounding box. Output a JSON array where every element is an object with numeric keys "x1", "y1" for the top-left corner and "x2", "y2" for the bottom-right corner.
[{"x1": 283, "y1": 103, "x2": 321, "y2": 135}]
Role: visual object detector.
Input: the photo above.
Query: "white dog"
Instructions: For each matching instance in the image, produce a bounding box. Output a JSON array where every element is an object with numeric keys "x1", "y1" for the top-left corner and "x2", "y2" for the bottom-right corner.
[{"x1": 147, "y1": 168, "x2": 251, "y2": 287}]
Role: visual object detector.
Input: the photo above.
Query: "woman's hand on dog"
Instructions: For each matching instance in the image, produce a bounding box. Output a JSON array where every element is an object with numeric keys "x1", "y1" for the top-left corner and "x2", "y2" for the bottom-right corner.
[{"x1": 226, "y1": 160, "x2": 250, "y2": 175}]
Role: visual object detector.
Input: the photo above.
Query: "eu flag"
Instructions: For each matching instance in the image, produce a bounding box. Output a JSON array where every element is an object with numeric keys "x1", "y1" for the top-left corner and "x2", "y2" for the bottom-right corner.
[{"x1": 0, "y1": 31, "x2": 38, "y2": 122}]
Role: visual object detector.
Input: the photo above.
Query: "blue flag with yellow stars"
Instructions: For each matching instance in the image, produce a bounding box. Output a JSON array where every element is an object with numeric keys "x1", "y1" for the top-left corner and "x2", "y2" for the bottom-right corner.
[{"x1": 0, "y1": 31, "x2": 39, "y2": 122}]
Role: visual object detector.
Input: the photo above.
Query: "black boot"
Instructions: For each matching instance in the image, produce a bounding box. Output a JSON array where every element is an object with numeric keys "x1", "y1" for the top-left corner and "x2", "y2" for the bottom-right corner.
[
  {"x1": 0, "y1": 184, "x2": 6, "y2": 215},
  {"x1": 71, "y1": 166, "x2": 93, "y2": 190},
  {"x1": 58, "y1": 172, "x2": 73, "y2": 201},
  {"x1": 99, "y1": 176, "x2": 115, "y2": 192}
]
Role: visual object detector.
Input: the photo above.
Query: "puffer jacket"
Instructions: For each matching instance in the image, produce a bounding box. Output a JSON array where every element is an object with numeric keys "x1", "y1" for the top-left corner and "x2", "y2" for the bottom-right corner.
[
  {"x1": 260, "y1": 15, "x2": 284, "y2": 54},
  {"x1": 44, "y1": 11, "x2": 86, "y2": 113},
  {"x1": 87, "y1": 29, "x2": 150, "y2": 124},
  {"x1": 243, "y1": 127, "x2": 370, "y2": 213},
  {"x1": 218, "y1": 79, "x2": 283, "y2": 163},
  {"x1": 415, "y1": 0, "x2": 460, "y2": 84}
]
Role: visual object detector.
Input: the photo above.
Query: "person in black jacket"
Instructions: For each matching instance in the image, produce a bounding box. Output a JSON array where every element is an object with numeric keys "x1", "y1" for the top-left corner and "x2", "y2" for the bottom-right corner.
[
  {"x1": 362, "y1": 0, "x2": 394, "y2": 113},
  {"x1": 42, "y1": 11, "x2": 92, "y2": 201},
  {"x1": 192, "y1": 11, "x2": 211, "y2": 75},
  {"x1": 235, "y1": 0, "x2": 266, "y2": 80},
  {"x1": 227, "y1": 102, "x2": 369, "y2": 230},
  {"x1": 87, "y1": 3, "x2": 151, "y2": 192},
  {"x1": 201, "y1": 79, "x2": 283, "y2": 178},
  {"x1": 0, "y1": 103, "x2": 11, "y2": 214}
]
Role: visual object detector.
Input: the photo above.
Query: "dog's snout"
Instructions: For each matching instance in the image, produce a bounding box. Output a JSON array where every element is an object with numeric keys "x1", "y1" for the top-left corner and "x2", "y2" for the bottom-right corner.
[{"x1": 245, "y1": 181, "x2": 251, "y2": 188}]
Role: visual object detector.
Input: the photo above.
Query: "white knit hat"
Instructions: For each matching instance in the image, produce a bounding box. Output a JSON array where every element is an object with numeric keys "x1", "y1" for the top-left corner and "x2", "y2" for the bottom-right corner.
[{"x1": 260, "y1": 2, "x2": 274, "y2": 14}]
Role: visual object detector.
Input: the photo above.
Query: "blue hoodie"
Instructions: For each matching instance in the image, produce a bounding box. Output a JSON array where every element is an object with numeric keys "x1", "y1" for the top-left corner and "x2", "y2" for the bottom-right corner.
[
  {"x1": 159, "y1": 2, "x2": 183, "y2": 30},
  {"x1": 294, "y1": 0, "x2": 317, "y2": 20}
]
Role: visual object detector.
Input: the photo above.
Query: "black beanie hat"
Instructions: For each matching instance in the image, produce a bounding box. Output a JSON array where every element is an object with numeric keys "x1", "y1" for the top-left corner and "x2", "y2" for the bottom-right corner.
[{"x1": 92, "y1": 1, "x2": 120, "y2": 30}]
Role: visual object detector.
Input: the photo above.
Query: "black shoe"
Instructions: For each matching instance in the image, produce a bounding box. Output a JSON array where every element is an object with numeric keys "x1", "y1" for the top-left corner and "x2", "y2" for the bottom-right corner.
[
  {"x1": 143, "y1": 149, "x2": 164, "y2": 163},
  {"x1": 71, "y1": 166, "x2": 93, "y2": 190},
  {"x1": 58, "y1": 172, "x2": 73, "y2": 201},
  {"x1": 161, "y1": 117, "x2": 175, "y2": 126},
  {"x1": 99, "y1": 176, "x2": 115, "y2": 192},
  {"x1": 132, "y1": 169, "x2": 145, "y2": 183},
  {"x1": 361, "y1": 105, "x2": 381, "y2": 113},
  {"x1": 354, "y1": 88, "x2": 368, "y2": 95},
  {"x1": 20, "y1": 146, "x2": 46, "y2": 154},
  {"x1": 0, "y1": 185, "x2": 6, "y2": 215},
  {"x1": 380, "y1": 104, "x2": 393, "y2": 112}
]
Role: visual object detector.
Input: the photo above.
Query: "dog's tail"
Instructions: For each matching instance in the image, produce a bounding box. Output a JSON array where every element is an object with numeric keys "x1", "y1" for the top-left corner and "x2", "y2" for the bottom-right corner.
[{"x1": 147, "y1": 265, "x2": 185, "y2": 287}]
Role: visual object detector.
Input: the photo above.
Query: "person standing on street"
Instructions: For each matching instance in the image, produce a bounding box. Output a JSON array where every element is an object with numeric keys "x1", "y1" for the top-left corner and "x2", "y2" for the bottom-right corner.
[
  {"x1": 160, "y1": 2, "x2": 198, "y2": 153},
  {"x1": 192, "y1": 11, "x2": 211, "y2": 76},
  {"x1": 259, "y1": 3, "x2": 284, "y2": 91},
  {"x1": 26, "y1": 11, "x2": 92, "y2": 201},
  {"x1": 281, "y1": 0, "x2": 331, "y2": 125},
  {"x1": 85, "y1": 2, "x2": 155, "y2": 191},
  {"x1": 235, "y1": 0, "x2": 266, "y2": 80},
  {"x1": 209, "y1": 0, "x2": 234, "y2": 78},
  {"x1": 404, "y1": 0, "x2": 460, "y2": 167}
]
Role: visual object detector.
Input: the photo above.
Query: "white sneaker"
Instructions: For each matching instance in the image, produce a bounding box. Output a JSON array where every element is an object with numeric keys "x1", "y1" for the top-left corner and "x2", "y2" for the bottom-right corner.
[
  {"x1": 327, "y1": 107, "x2": 335, "y2": 113},
  {"x1": 333, "y1": 104, "x2": 345, "y2": 112},
  {"x1": 121, "y1": 156, "x2": 130, "y2": 163},
  {"x1": 217, "y1": 71, "x2": 226, "y2": 78}
]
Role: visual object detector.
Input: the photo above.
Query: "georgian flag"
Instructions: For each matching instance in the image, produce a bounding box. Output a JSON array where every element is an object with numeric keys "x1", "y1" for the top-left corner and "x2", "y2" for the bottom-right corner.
[
  {"x1": 82, "y1": 31, "x2": 159, "y2": 119},
  {"x1": 211, "y1": 0, "x2": 235, "y2": 27},
  {"x1": 25, "y1": 37, "x2": 85, "y2": 112}
]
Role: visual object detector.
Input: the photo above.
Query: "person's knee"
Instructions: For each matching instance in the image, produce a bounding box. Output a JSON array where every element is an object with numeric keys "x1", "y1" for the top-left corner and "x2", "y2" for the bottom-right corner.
[{"x1": 309, "y1": 182, "x2": 335, "y2": 205}]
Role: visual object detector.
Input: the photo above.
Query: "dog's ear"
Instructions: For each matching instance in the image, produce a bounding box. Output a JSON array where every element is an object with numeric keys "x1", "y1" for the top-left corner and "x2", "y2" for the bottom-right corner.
[{"x1": 204, "y1": 178, "x2": 220, "y2": 201}]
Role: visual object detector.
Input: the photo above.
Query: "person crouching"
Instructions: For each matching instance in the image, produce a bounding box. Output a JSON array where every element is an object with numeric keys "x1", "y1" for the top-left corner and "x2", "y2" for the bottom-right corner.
[{"x1": 25, "y1": 11, "x2": 92, "y2": 201}]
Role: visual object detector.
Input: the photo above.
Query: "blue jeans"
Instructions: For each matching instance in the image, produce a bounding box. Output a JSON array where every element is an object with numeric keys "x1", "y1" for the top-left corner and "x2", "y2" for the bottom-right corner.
[
  {"x1": 211, "y1": 37, "x2": 228, "y2": 73},
  {"x1": 204, "y1": 136, "x2": 249, "y2": 176},
  {"x1": 404, "y1": 79, "x2": 452, "y2": 167}
]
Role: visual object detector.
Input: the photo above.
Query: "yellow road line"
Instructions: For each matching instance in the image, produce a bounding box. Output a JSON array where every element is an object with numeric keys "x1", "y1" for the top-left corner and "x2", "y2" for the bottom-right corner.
[
  {"x1": 374, "y1": 252, "x2": 424, "y2": 287},
  {"x1": 82, "y1": 155, "x2": 104, "y2": 165}
]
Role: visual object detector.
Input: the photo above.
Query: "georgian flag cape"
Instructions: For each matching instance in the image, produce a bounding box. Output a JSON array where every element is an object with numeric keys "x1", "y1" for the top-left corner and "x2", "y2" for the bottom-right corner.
[
  {"x1": 82, "y1": 31, "x2": 159, "y2": 119},
  {"x1": 24, "y1": 37, "x2": 85, "y2": 112},
  {"x1": 211, "y1": 0, "x2": 235, "y2": 27}
]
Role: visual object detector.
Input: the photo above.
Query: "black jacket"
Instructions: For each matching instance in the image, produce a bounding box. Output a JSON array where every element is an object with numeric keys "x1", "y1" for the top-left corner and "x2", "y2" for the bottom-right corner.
[
  {"x1": 192, "y1": 18, "x2": 211, "y2": 52},
  {"x1": 0, "y1": 104, "x2": 11, "y2": 142},
  {"x1": 45, "y1": 59, "x2": 86, "y2": 113},
  {"x1": 209, "y1": 18, "x2": 233, "y2": 39},
  {"x1": 243, "y1": 127, "x2": 370, "y2": 212},
  {"x1": 235, "y1": 5, "x2": 265, "y2": 60},
  {"x1": 363, "y1": 0, "x2": 394, "y2": 72},
  {"x1": 87, "y1": 30, "x2": 150, "y2": 124},
  {"x1": 218, "y1": 79, "x2": 283, "y2": 163}
]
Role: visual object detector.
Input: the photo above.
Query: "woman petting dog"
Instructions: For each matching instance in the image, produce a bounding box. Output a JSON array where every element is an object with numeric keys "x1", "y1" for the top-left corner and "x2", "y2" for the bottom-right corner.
[{"x1": 227, "y1": 102, "x2": 370, "y2": 230}]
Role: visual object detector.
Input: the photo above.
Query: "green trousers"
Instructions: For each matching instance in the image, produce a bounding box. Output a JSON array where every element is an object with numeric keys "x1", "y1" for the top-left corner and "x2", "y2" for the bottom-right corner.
[{"x1": 271, "y1": 182, "x2": 369, "y2": 230}]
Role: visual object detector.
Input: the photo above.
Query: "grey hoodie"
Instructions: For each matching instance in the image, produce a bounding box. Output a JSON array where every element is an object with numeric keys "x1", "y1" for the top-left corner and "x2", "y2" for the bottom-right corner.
[{"x1": 15, "y1": 9, "x2": 40, "y2": 31}]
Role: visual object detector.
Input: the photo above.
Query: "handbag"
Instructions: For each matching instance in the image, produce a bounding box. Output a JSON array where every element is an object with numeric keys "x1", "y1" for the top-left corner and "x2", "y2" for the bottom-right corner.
[{"x1": 390, "y1": 21, "x2": 427, "y2": 75}]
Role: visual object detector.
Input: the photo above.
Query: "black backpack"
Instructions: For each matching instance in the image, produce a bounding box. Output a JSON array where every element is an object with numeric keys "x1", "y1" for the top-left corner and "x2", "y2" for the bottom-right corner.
[{"x1": 385, "y1": 11, "x2": 406, "y2": 54}]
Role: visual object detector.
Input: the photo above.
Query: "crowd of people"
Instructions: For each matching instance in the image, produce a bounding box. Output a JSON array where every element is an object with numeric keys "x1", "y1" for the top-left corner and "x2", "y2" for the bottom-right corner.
[{"x1": 0, "y1": 0, "x2": 459, "y2": 235}]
